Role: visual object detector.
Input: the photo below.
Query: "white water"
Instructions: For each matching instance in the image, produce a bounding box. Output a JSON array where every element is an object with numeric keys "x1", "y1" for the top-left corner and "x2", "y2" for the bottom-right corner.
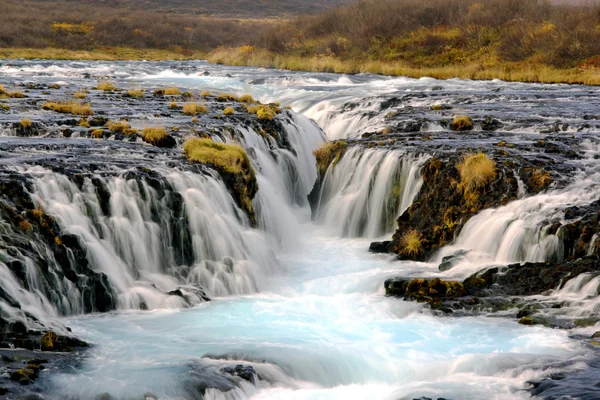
[
  {"x1": 435, "y1": 140, "x2": 600, "y2": 278},
  {"x1": 314, "y1": 147, "x2": 429, "y2": 238},
  {"x1": 1, "y1": 60, "x2": 599, "y2": 399},
  {"x1": 47, "y1": 234, "x2": 580, "y2": 400}
]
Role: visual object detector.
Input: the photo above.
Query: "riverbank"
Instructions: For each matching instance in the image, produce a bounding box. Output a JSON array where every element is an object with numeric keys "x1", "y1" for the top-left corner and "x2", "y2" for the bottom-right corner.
[{"x1": 3, "y1": 46, "x2": 599, "y2": 85}]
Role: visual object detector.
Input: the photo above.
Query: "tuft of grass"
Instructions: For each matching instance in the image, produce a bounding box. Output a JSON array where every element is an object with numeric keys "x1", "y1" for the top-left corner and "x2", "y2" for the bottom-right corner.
[
  {"x1": 96, "y1": 81, "x2": 116, "y2": 91},
  {"x1": 74, "y1": 92, "x2": 87, "y2": 99},
  {"x1": 91, "y1": 129, "x2": 104, "y2": 138},
  {"x1": 20, "y1": 119, "x2": 32, "y2": 129},
  {"x1": 238, "y1": 94, "x2": 255, "y2": 103},
  {"x1": 313, "y1": 141, "x2": 348, "y2": 175},
  {"x1": 457, "y1": 153, "x2": 496, "y2": 193},
  {"x1": 163, "y1": 87, "x2": 181, "y2": 96},
  {"x1": 450, "y1": 115, "x2": 473, "y2": 131},
  {"x1": 529, "y1": 168, "x2": 552, "y2": 191},
  {"x1": 183, "y1": 103, "x2": 207, "y2": 115},
  {"x1": 399, "y1": 229, "x2": 424, "y2": 257},
  {"x1": 223, "y1": 107, "x2": 235, "y2": 116},
  {"x1": 200, "y1": 90, "x2": 211, "y2": 97},
  {"x1": 18, "y1": 219, "x2": 32, "y2": 231},
  {"x1": 257, "y1": 107, "x2": 275, "y2": 120},
  {"x1": 217, "y1": 93, "x2": 238, "y2": 102},
  {"x1": 169, "y1": 102, "x2": 179, "y2": 109},
  {"x1": 142, "y1": 127, "x2": 169, "y2": 145},
  {"x1": 0, "y1": 104, "x2": 9, "y2": 111},
  {"x1": 7, "y1": 91, "x2": 25, "y2": 98},
  {"x1": 127, "y1": 89, "x2": 144, "y2": 98},
  {"x1": 106, "y1": 120, "x2": 130, "y2": 132},
  {"x1": 48, "y1": 84, "x2": 60, "y2": 90},
  {"x1": 79, "y1": 118, "x2": 90, "y2": 128},
  {"x1": 191, "y1": 117, "x2": 199, "y2": 123},
  {"x1": 42, "y1": 101, "x2": 93, "y2": 115},
  {"x1": 183, "y1": 138, "x2": 250, "y2": 174}
]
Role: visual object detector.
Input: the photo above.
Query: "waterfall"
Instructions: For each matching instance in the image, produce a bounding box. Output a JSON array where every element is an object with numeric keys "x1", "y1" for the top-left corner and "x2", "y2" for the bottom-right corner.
[
  {"x1": 0, "y1": 112, "x2": 324, "y2": 320},
  {"x1": 435, "y1": 139, "x2": 600, "y2": 277},
  {"x1": 313, "y1": 147, "x2": 429, "y2": 238}
]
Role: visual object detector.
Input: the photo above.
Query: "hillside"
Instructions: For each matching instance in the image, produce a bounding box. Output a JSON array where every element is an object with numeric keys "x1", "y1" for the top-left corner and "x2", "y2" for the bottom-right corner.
[{"x1": 31, "y1": 0, "x2": 353, "y2": 17}]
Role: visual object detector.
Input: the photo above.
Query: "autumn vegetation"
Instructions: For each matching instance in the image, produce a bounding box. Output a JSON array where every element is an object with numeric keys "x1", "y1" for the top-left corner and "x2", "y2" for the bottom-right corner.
[{"x1": 1, "y1": 0, "x2": 600, "y2": 83}]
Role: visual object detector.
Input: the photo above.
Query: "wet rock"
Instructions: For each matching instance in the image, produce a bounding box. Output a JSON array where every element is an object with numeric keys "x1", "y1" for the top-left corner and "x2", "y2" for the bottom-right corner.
[
  {"x1": 438, "y1": 250, "x2": 469, "y2": 271},
  {"x1": 221, "y1": 364, "x2": 257, "y2": 383},
  {"x1": 369, "y1": 241, "x2": 392, "y2": 253}
]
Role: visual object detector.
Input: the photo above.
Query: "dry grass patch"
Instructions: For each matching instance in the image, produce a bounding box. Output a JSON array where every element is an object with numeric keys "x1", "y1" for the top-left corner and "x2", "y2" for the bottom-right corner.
[
  {"x1": 399, "y1": 229, "x2": 424, "y2": 257},
  {"x1": 142, "y1": 127, "x2": 169, "y2": 145},
  {"x1": 450, "y1": 115, "x2": 473, "y2": 131},
  {"x1": 457, "y1": 153, "x2": 496, "y2": 193},
  {"x1": 106, "y1": 120, "x2": 130, "y2": 133},
  {"x1": 169, "y1": 102, "x2": 179, "y2": 109},
  {"x1": 313, "y1": 141, "x2": 348, "y2": 175},
  {"x1": 20, "y1": 119, "x2": 32, "y2": 129},
  {"x1": 183, "y1": 138, "x2": 250, "y2": 175},
  {"x1": 223, "y1": 107, "x2": 235, "y2": 116},
  {"x1": 42, "y1": 101, "x2": 93, "y2": 115},
  {"x1": 127, "y1": 89, "x2": 144, "y2": 98},
  {"x1": 183, "y1": 103, "x2": 207, "y2": 115},
  {"x1": 91, "y1": 129, "x2": 104, "y2": 138},
  {"x1": 217, "y1": 93, "x2": 238, "y2": 102},
  {"x1": 238, "y1": 94, "x2": 255, "y2": 103},
  {"x1": 74, "y1": 92, "x2": 87, "y2": 99},
  {"x1": 529, "y1": 168, "x2": 552, "y2": 191},
  {"x1": 163, "y1": 87, "x2": 181, "y2": 96},
  {"x1": 200, "y1": 91, "x2": 211, "y2": 97},
  {"x1": 97, "y1": 81, "x2": 116, "y2": 91}
]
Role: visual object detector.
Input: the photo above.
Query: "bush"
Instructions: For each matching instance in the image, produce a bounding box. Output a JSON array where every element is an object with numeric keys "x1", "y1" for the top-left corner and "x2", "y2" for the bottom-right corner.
[
  {"x1": 450, "y1": 115, "x2": 473, "y2": 131},
  {"x1": 183, "y1": 138, "x2": 251, "y2": 174},
  {"x1": 106, "y1": 120, "x2": 130, "y2": 132},
  {"x1": 183, "y1": 103, "x2": 207, "y2": 115},
  {"x1": 399, "y1": 229, "x2": 424, "y2": 257},
  {"x1": 223, "y1": 107, "x2": 235, "y2": 115},
  {"x1": 42, "y1": 101, "x2": 93, "y2": 115},
  {"x1": 457, "y1": 153, "x2": 496, "y2": 192},
  {"x1": 97, "y1": 81, "x2": 116, "y2": 91},
  {"x1": 142, "y1": 127, "x2": 169, "y2": 145}
]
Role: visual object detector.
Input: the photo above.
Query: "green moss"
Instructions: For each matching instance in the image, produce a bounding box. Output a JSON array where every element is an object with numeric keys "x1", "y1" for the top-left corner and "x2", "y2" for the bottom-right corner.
[
  {"x1": 313, "y1": 141, "x2": 348, "y2": 175},
  {"x1": 574, "y1": 317, "x2": 599, "y2": 327}
]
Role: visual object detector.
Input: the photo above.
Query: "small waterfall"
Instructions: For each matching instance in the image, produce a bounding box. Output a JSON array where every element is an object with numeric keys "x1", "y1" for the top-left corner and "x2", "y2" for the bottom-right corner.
[
  {"x1": 435, "y1": 139, "x2": 600, "y2": 276},
  {"x1": 314, "y1": 147, "x2": 429, "y2": 238}
]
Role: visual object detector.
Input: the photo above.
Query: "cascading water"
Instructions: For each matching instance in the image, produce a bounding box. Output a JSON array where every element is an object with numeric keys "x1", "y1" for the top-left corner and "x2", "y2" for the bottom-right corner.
[
  {"x1": 313, "y1": 147, "x2": 429, "y2": 238},
  {"x1": 434, "y1": 139, "x2": 600, "y2": 277}
]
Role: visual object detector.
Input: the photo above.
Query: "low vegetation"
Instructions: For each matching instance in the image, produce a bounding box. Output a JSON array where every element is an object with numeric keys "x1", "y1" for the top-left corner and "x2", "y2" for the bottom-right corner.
[
  {"x1": 42, "y1": 101, "x2": 93, "y2": 115},
  {"x1": 96, "y1": 81, "x2": 115, "y2": 91},
  {"x1": 457, "y1": 152, "x2": 497, "y2": 193},
  {"x1": 163, "y1": 88, "x2": 182, "y2": 96},
  {"x1": 183, "y1": 103, "x2": 208, "y2": 115},
  {"x1": 399, "y1": 229, "x2": 424, "y2": 257},
  {"x1": 74, "y1": 92, "x2": 87, "y2": 99},
  {"x1": 141, "y1": 127, "x2": 170, "y2": 145},
  {"x1": 184, "y1": 138, "x2": 251, "y2": 175},
  {"x1": 106, "y1": 120, "x2": 130, "y2": 133},
  {"x1": 20, "y1": 119, "x2": 32, "y2": 129},
  {"x1": 450, "y1": 115, "x2": 474, "y2": 131},
  {"x1": 313, "y1": 141, "x2": 348, "y2": 175},
  {"x1": 127, "y1": 89, "x2": 144, "y2": 98},
  {"x1": 223, "y1": 107, "x2": 235, "y2": 116}
]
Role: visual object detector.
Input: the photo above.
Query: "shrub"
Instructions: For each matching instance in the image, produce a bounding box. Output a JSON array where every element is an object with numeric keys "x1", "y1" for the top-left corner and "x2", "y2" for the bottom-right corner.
[
  {"x1": 183, "y1": 138, "x2": 250, "y2": 174},
  {"x1": 20, "y1": 119, "x2": 32, "y2": 129},
  {"x1": 163, "y1": 87, "x2": 181, "y2": 95},
  {"x1": 313, "y1": 141, "x2": 348, "y2": 175},
  {"x1": 142, "y1": 127, "x2": 169, "y2": 145},
  {"x1": 91, "y1": 129, "x2": 104, "y2": 138},
  {"x1": 97, "y1": 81, "x2": 116, "y2": 91},
  {"x1": 450, "y1": 115, "x2": 473, "y2": 131},
  {"x1": 457, "y1": 153, "x2": 496, "y2": 192},
  {"x1": 42, "y1": 101, "x2": 93, "y2": 115},
  {"x1": 223, "y1": 107, "x2": 235, "y2": 115},
  {"x1": 74, "y1": 92, "x2": 87, "y2": 99},
  {"x1": 127, "y1": 89, "x2": 144, "y2": 98},
  {"x1": 106, "y1": 120, "x2": 130, "y2": 132},
  {"x1": 238, "y1": 94, "x2": 255, "y2": 103},
  {"x1": 183, "y1": 103, "x2": 207, "y2": 115},
  {"x1": 399, "y1": 229, "x2": 424, "y2": 257}
]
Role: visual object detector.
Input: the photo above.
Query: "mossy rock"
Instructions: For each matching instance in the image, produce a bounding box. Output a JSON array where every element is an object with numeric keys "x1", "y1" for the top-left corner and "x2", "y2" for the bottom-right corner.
[{"x1": 40, "y1": 331, "x2": 58, "y2": 351}]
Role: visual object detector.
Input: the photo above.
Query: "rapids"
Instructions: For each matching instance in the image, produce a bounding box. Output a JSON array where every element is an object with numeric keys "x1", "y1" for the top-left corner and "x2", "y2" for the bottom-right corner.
[{"x1": 1, "y1": 59, "x2": 599, "y2": 399}]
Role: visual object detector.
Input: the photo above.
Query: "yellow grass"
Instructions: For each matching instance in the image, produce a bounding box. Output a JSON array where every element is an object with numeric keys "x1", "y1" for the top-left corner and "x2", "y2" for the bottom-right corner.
[
  {"x1": 183, "y1": 138, "x2": 250, "y2": 174},
  {"x1": 142, "y1": 127, "x2": 169, "y2": 145},
  {"x1": 183, "y1": 103, "x2": 207, "y2": 115},
  {"x1": 313, "y1": 141, "x2": 348, "y2": 175},
  {"x1": 238, "y1": 94, "x2": 255, "y2": 103},
  {"x1": 42, "y1": 101, "x2": 93, "y2": 115},
  {"x1": 450, "y1": 115, "x2": 473, "y2": 131},
  {"x1": 20, "y1": 119, "x2": 32, "y2": 129},
  {"x1": 200, "y1": 91, "x2": 211, "y2": 97},
  {"x1": 97, "y1": 81, "x2": 116, "y2": 91},
  {"x1": 169, "y1": 102, "x2": 179, "y2": 109},
  {"x1": 74, "y1": 92, "x2": 87, "y2": 99},
  {"x1": 106, "y1": 120, "x2": 130, "y2": 132},
  {"x1": 91, "y1": 129, "x2": 104, "y2": 138},
  {"x1": 127, "y1": 89, "x2": 144, "y2": 98},
  {"x1": 457, "y1": 153, "x2": 496, "y2": 192},
  {"x1": 399, "y1": 229, "x2": 424, "y2": 257},
  {"x1": 0, "y1": 47, "x2": 206, "y2": 61},
  {"x1": 163, "y1": 87, "x2": 181, "y2": 96},
  {"x1": 223, "y1": 107, "x2": 235, "y2": 116},
  {"x1": 217, "y1": 93, "x2": 238, "y2": 102}
]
